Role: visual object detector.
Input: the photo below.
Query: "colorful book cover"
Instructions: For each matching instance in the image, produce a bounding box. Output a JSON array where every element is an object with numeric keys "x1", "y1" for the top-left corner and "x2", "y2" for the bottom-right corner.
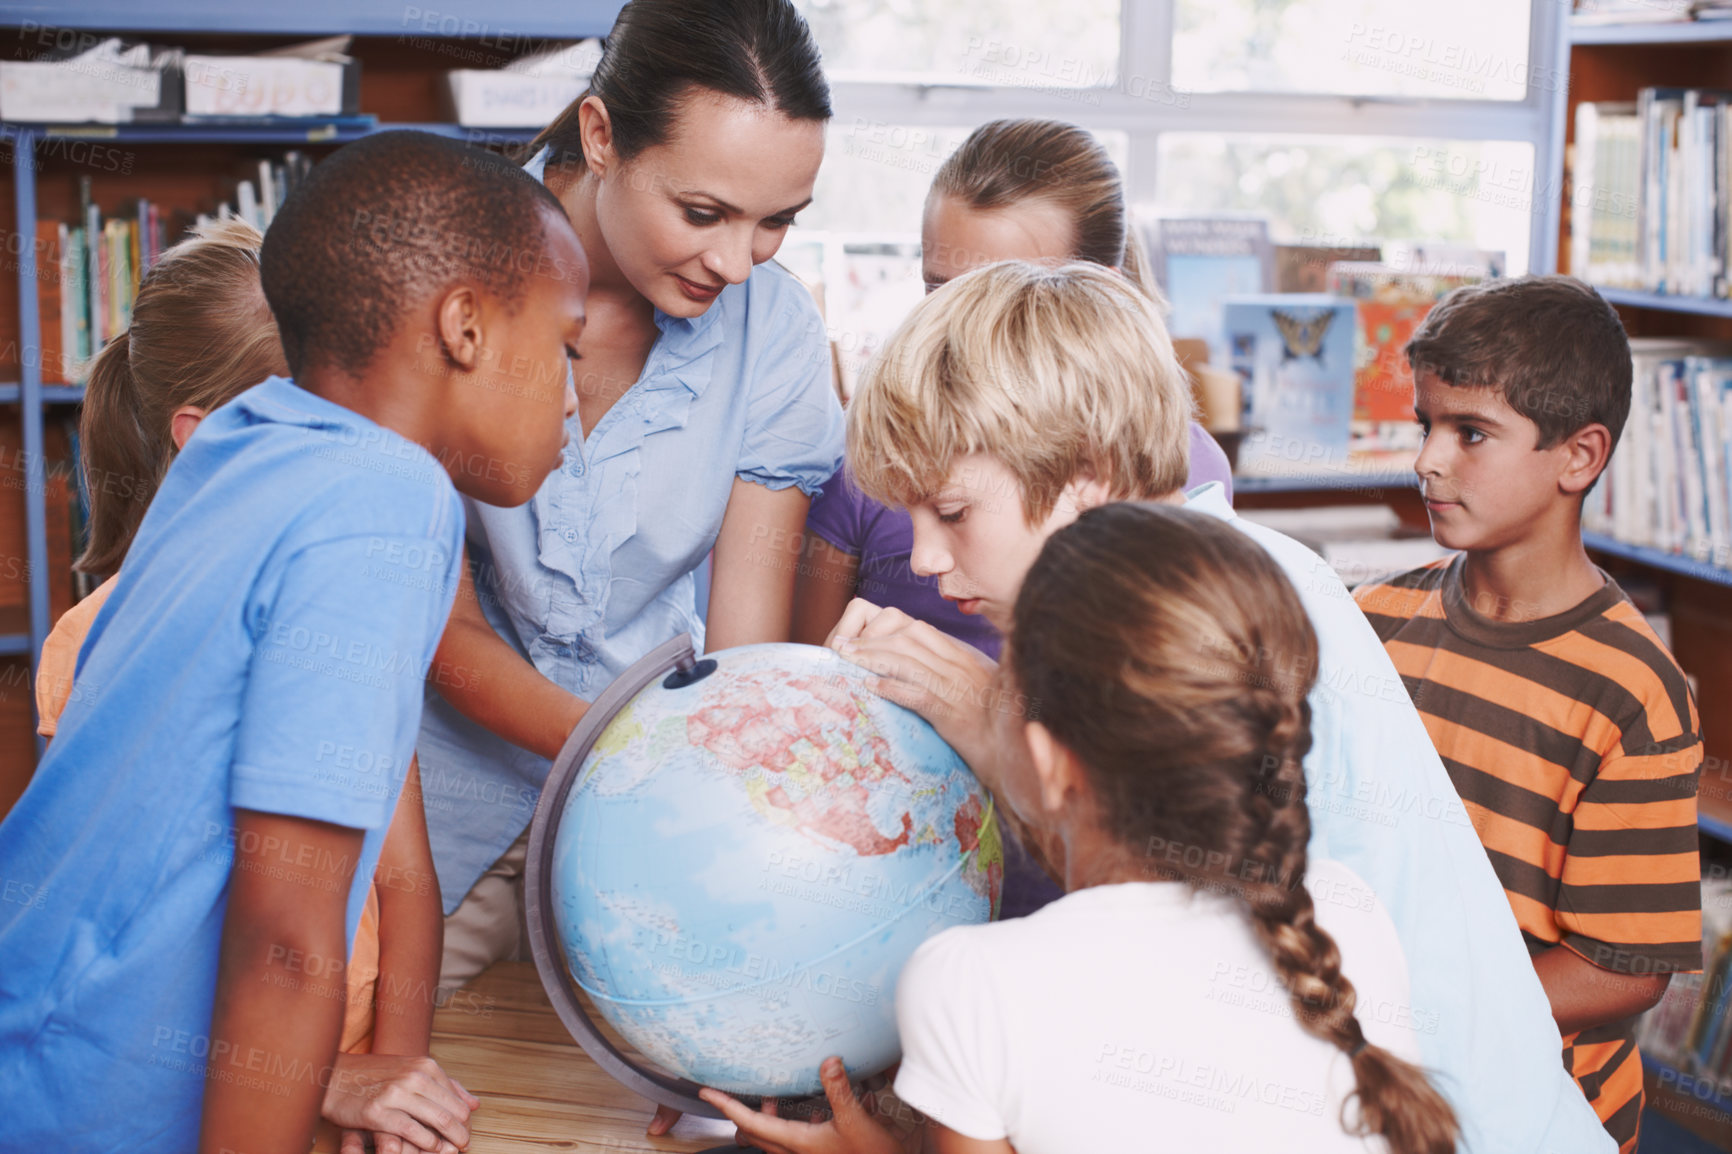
[
  {"x1": 1149, "y1": 218, "x2": 1273, "y2": 360},
  {"x1": 64, "y1": 227, "x2": 88, "y2": 373},
  {"x1": 1274, "y1": 244, "x2": 1380, "y2": 293},
  {"x1": 1353, "y1": 300, "x2": 1426, "y2": 423},
  {"x1": 36, "y1": 220, "x2": 64, "y2": 385},
  {"x1": 1224, "y1": 294, "x2": 1356, "y2": 478}
]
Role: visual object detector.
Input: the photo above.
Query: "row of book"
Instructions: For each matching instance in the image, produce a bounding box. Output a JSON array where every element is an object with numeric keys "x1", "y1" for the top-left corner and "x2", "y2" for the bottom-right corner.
[
  {"x1": 1571, "y1": 88, "x2": 1732, "y2": 299},
  {"x1": 1636, "y1": 874, "x2": 1732, "y2": 1087},
  {"x1": 1584, "y1": 338, "x2": 1732, "y2": 569},
  {"x1": 37, "y1": 153, "x2": 316, "y2": 386}
]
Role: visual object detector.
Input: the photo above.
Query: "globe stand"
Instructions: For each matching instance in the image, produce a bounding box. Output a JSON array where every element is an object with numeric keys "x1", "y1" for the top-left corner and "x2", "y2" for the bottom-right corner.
[
  {"x1": 525, "y1": 636, "x2": 873, "y2": 1134},
  {"x1": 525, "y1": 633, "x2": 740, "y2": 1119}
]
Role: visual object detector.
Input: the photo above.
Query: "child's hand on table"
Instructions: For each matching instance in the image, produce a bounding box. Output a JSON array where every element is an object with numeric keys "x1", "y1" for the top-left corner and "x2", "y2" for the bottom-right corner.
[
  {"x1": 700, "y1": 1057, "x2": 905, "y2": 1154},
  {"x1": 322, "y1": 1052, "x2": 480, "y2": 1154},
  {"x1": 824, "y1": 600, "x2": 1005, "y2": 787}
]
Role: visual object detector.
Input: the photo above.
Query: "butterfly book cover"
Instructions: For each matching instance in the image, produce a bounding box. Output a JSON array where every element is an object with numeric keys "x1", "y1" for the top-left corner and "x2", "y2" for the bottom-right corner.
[
  {"x1": 1147, "y1": 217, "x2": 1274, "y2": 361},
  {"x1": 1224, "y1": 294, "x2": 1356, "y2": 478}
]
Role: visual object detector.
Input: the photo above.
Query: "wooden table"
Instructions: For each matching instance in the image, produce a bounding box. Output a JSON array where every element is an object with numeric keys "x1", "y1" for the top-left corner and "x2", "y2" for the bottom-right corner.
[{"x1": 317, "y1": 962, "x2": 742, "y2": 1153}]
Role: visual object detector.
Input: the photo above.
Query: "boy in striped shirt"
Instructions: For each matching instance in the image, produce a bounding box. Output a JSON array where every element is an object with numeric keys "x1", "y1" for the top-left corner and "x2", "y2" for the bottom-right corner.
[{"x1": 1355, "y1": 275, "x2": 1703, "y2": 1153}]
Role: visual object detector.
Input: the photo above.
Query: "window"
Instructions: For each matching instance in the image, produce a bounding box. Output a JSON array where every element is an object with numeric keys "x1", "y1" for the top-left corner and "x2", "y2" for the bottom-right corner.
[
  {"x1": 782, "y1": 1, "x2": 1558, "y2": 382},
  {"x1": 1172, "y1": 0, "x2": 1533, "y2": 101},
  {"x1": 1155, "y1": 135, "x2": 1535, "y2": 275},
  {"x1": 794, "y1": 0, "x2": 1121, "y2": 87}
]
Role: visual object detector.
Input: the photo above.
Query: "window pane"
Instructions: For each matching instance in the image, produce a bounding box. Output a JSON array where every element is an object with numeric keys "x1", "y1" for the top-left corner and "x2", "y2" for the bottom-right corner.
[
  {"x1": 1173, "y1": 0, "x2": 1534, "y2": 101},
  {"x1": 794, "y1": 0, "x2": 1120, "y2": 86},
  {"x1": 1153, "y1": 135, "x2": 1534, "y2": 275}
]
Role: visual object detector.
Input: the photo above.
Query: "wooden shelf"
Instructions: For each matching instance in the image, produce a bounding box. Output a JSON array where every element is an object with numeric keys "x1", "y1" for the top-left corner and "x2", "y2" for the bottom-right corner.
[
  {"x1": 1232, "y1": 471, "x2": 1419, "y2": 494},
  {"x1": 1583, "y1": 533, "x2": 1732, "y2": 588},
  {"x1": 1644, "y1": 1054, "x2": 1732, "y2": 1120},
  {"x1": 2, "y1": 2, "x2": 625, "y2": 37},
  {"x1": 1595, "y1": 287, "x2": 1732, "y2": 319},
  {"x1": 1700, "y1": 808, "x2": 1732, "y2": 843},
  {"x1": 1572, "y1": 20, "x2": 1732, "y2": 46},
  {"x1": 0, "y1": 385, "x2": 84, "y2": 405},
  {"x1": 22, "y1": 121, "x2": 541, "y2": 146}
]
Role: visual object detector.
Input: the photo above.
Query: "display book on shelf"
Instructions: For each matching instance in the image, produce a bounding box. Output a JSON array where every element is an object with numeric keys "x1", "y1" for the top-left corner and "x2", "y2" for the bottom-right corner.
[{"x1": 1222, "y1": 252, "x2": 1497, "y2": 489}]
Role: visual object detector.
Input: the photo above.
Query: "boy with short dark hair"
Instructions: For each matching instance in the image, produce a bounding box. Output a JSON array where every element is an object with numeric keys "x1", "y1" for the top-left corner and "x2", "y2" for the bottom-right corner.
[
  {"x1": 1355, "y1": 274, "x2": 1703, "y2": 1153},
  {"x1": 0, "y1": 130, "x2": 586, "y2": 1154}
]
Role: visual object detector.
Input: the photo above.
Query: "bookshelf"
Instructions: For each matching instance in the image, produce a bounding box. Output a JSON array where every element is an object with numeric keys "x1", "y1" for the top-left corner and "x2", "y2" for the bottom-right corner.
[
  {"x1": 1572, "y1": 22, "x2": 1732, "y2": 47},
  {"x1": 1470, "y1": 12, "x2": 1732, "y2": 1146},
  {"x1": 1231, "y1": 470, "x2": 1420, "y2": 495},
  {"x1": 1555, "y1": 10, "x2": 1732, "y2": 872},
  {"x1": 0, "y1": 11, "x2": 622, "y2": 811},
  {"x1": 1596, "y1": 288, "x2": 1732, "y2": 320}
]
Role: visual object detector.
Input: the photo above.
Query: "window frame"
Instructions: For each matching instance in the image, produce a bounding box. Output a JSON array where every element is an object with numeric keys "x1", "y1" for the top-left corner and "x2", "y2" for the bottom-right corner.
[{"x1": 818, "y1": 0, "x2": 1568, "y2": 273}]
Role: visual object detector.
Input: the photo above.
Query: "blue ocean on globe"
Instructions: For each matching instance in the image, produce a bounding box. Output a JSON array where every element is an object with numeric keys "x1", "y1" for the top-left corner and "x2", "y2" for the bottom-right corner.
[{"x1": 549, "y1": 642, "x2": 1002, "y2": 1097}]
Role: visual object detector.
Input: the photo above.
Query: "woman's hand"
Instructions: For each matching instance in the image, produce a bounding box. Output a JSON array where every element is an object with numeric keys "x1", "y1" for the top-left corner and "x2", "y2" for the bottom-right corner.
[
  {"x1": 322, "y1": 1052, "x2": 480, "y2": 1154},
  {"x1": 700, "y1": 1057, "x2": 906, "y2": 1154}
]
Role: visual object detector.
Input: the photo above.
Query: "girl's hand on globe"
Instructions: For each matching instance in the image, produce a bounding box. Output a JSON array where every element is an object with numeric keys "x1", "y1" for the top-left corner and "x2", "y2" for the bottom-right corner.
[{"x1": 700, "y1": 1057, "x2": 907, "y2": 1154}]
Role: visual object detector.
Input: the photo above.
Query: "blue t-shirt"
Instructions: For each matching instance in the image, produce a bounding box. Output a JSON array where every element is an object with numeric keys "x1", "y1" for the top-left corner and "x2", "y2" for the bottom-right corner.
[{"x1": 0, "y1": 377, "x2": 464, "y2": 1151}]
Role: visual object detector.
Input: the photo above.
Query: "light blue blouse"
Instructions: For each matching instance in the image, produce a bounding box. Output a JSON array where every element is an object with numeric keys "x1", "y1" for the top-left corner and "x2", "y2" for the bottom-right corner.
[{"x1": 418, "y1": 151, "x2": 845, "y2": 910}]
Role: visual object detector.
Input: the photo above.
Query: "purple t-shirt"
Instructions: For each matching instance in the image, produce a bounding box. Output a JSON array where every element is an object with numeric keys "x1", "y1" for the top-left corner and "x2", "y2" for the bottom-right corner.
[{"x1": 806, "y1": 422, "x2": 1233, "y2": 918}]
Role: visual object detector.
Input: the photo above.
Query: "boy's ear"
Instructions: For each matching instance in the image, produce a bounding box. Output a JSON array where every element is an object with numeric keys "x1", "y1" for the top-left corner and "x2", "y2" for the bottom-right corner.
[
  {"x1": 1024, "y1": 721, "x2": 1079, "y2": 814},
  {"x1": 435, "y1": 286, "x2": 485, "y2": 374},
  {"x1": 1557, "y1": 422, "x2": 1613, "y2": 496},
  {"x1": 1056, "y1": 467, "x2": 1114, "y2": 519},
  {"x1": 576, "y1": 94, "x2": 616, "y2": 179}
]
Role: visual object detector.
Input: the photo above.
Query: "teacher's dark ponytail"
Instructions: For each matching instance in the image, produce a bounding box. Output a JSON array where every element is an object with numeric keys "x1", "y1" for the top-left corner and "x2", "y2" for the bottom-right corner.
[{"x1": 531, "y1": 0, "x2": 832, "y2": 171}]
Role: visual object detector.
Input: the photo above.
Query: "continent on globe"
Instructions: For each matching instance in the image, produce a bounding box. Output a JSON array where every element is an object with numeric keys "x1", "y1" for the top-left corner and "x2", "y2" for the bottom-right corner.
[
  {"x1": 688, "y1": 669, "x2": 916, "y2": 858},
  {"x1": 546, "y1": 643, "x2": 1002, "y2": 1098}
]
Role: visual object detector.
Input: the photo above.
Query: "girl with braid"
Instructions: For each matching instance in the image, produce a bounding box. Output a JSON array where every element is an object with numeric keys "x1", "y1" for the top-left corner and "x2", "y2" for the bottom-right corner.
[{"x1": 707, "y1": 503, "x2": 1456, "y2": 1153}]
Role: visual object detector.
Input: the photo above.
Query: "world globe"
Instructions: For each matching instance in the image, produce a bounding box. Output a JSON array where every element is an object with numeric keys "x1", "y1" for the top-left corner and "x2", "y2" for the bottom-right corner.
[{"x1": 538, "y1": 641, "x2": 1002, "y2": 1100}]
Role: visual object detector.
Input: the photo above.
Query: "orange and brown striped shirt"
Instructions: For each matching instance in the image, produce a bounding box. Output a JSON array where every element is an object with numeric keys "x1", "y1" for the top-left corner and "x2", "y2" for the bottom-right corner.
[{"x1": 1356, "y1": 556, "x2": 1702, "y2": 1154}]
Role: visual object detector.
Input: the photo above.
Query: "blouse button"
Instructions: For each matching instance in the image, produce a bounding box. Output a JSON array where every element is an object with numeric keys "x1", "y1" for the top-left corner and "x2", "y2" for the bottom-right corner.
[{"x1": 561, "y1": 528, "x2": 578, "y2": 543}]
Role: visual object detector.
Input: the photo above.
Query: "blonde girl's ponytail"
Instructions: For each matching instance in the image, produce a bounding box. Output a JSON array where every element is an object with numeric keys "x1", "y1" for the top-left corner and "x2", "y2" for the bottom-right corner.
[
  {"x1": 75, "y1": 217, "x2": 287, "y2": 578},
  {"x1": 75, "y1": 332, "x2": 159, "y2": 576},
  {"x1": 1009, "y1": 502, "x2": 1459, "y2": 1154}
]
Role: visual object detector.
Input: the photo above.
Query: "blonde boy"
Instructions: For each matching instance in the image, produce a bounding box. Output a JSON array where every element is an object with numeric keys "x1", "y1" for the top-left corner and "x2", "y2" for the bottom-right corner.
[{"x1": 829, "y1": 261, "x2": 1613, "y2": 1154}]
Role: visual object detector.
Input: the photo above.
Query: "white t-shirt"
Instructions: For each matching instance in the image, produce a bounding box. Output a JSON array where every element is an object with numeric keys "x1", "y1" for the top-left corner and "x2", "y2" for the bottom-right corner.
[{"x1": 893, "y1": 860, "x2": 1424, "y2": 1154}]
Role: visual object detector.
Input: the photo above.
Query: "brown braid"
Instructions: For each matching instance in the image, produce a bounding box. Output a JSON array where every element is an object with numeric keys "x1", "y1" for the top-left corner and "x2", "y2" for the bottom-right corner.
[{"x1": 1010, "y1": 503, "x2": 1458, "y2": 1154}]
